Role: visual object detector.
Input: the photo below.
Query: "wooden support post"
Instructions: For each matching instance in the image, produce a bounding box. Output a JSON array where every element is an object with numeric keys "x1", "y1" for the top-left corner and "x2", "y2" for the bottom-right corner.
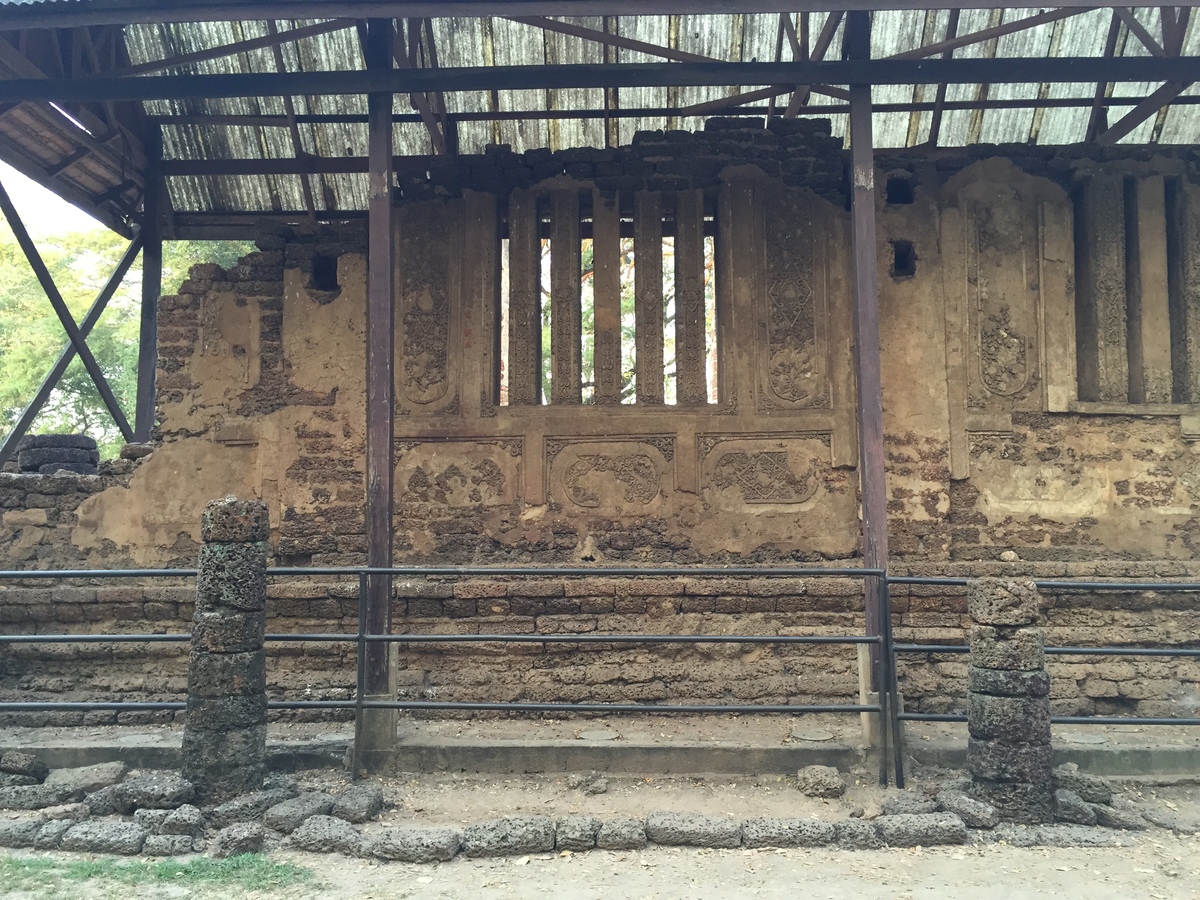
[
  {"x1": 135, "y1": 128, "x2": 162, "y2": 442},
  {"x1": 358, "y1": 17, "x2": 397, "y2": 771},
  {"x1": 847, "y1": 12, "x2": 889, "y2": 691},
  {"x1": 592, "y1": 188, "x2": 622, "y2": 405}
]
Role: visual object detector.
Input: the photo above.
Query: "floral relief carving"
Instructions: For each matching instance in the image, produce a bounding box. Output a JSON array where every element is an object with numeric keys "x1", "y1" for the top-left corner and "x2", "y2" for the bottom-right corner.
[
  {"x1": 564, "y1": 454, "x2": 661, "y2": 508},
  {"x1": 762, "y1": 190, "x2": 827, "y2": 409},
  {"x1": 711, "y1": 451, "x2": 818, "y2": 504},
  {"x1": 399, "y1": 208, "x2": 452, "y2": 405}
]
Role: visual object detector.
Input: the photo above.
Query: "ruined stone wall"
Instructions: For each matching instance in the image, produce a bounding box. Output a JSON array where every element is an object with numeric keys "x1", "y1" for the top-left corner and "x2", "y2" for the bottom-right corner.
[{"x1": 2, "y1": 120, "x2": 1199, "y2": 720}]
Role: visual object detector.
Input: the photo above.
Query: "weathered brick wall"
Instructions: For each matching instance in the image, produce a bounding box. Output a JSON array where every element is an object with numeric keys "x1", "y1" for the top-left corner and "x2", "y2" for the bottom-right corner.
[{"x1": 2, "y1": 121, "x2": 1199, "y2": 724}]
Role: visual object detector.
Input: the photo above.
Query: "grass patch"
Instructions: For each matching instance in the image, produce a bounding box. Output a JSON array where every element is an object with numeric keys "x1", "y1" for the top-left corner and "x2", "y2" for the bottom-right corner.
[{"x1": 0, "y1": 853, "x2": 311, "y2": 892}]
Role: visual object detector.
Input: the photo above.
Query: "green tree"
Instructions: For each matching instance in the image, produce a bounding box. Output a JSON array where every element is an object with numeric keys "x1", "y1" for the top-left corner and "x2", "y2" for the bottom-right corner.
[{"x1": 0, "y1": 224, "x2": 252, "y2": 458}]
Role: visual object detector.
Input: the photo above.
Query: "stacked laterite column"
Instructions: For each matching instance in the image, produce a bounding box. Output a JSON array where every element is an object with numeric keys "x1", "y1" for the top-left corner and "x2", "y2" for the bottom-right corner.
[
  {"x1": 182, "y1": 497, "x2": 270, "y2": 805},
  {"x1": 966, "y1": 578, "x2": 1054, "y2": 823}
]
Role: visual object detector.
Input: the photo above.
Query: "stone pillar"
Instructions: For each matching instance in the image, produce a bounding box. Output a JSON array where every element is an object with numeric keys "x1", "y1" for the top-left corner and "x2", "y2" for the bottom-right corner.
[
  {"x1": 182, "y1": 497, "x2": 270, "y2": 805},
  {"x1": 966, "y1": 578, "x2": 1053, "y2": 824}
]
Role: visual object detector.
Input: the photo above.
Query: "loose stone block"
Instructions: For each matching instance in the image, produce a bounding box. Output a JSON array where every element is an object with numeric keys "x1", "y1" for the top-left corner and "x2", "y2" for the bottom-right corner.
[
  {"x1": 331, "y1": 782, "x2": 384, "y2": 824},
  {"x1": 21, "y1": 433, "x2": 97, "y2": 451},
  {"x1": 371, "y1": 826, "x2": 462, "y2": 862},
  {"x1": 966, "y1": 738, "x2": 1053, "y2": 784},
  {"x1": 210, "y1": 822, "x2": 265, "y2": 858},
  {"x1": 201, "y1": 497, "x2": 270, "y2": 543},
  {"x1": 795, "y1": 765, "x2": 846, "y2": 798},
  {"x1": 34, "y1": 820, "x2": 72, "y2": 850},
  {"x1": 969, "y1": 626, "x2": 1045, "y2": 671},
  {"x1": 289, "y1": 815, "x2": 363, "y2": 856},
  {"x1": 968, "y1": 780, "x2": 1054, "y2": 825},
  {"x1": 40, "y1": 802, "x2": 89, "y2": 821},
  {"x1": 968, "y1": 579, "x2": 1039, "y2": 626},
  {"x1": 936, "y1": 790, "x2": 999, "y2": 829},
  {"x1": 644, "y1": 811, "x2": 741, "y2": 848},
  {"x1": 0, "y1": 818, "x2": 41, "y2": 848},
  {"x1": 1053, "y1": 789, "x2": 1097, "y2": 825},
  {"x1": 262, "y1": 792, "x2": 335, "y2": 833},
  {"x1": 0, "y1": 784, "x2": 70, "y2": 810},
  {"x1": 208, "y1": 788, "x2": 298, "y2": 828},
  {"x1": 195, "y1": 543, "x2": 267, "y2": 613},
  {"x1": 741, "y1": 817, "x2": 836, "y2": 848},
  {"x1": 1035, "y1": 824, "x2": 1135, "y2": 848},
  {"x1": 44, "y1": 761, "x2": 126, "y2": 799},
  {"x1": 555, "y1": 816, "x2": 600, "y2": 851},
  {"x1": 120, "y1": 772, "x2": 195, "y2": 809},
  {"x1": 834, "y1": 819, "x2": 882, "y2": 849},
  {"x1": 876, "y1": 813, "x2": 967, "y2": 847},
  {"x1": 143, "y1": 834, "x2": 200, "y2": 856},
  {"x1": 1053, "y1": 764, "x2": 1114, "y2": 805},
  {"x1": 595, "y1": 817, "x2": 647, "y2": 851},
  {"x1": 0, "y1": 774, "x2": 38, "y2": 788},
  {"x1": 161, "y1": 804, "x2": 206, "y2": 836},
  {"x1": 882, "y1": 792, "x2": 939, "y2": 816},
  {"x1": 967, "y1": 667, "x2": 1050, "y2": 698},
  {"x1": 192, "y1": 611, "x2": 266, "y2": 654},
  {"x1": 86, "y1": 784, "x2": 134, "y2": 816},
  {"x1": 133, "y1": 808, "x2": 171, "y2": 833},
  {"x1": 0, "y1": 751, "x2": 48, "y2": 782},
  {"x1": 61, "y1": 821, "x2": 147, "y2": 855},
  {"x1": 1091, "y1": 803, "x2": 1147, "y2": 831},
  {"x1": 967, "y1": 693, "x2": 1051, "y2": 744},
  {"x1": 462, "y1": 816, "x2": 556, "y2": 857}
]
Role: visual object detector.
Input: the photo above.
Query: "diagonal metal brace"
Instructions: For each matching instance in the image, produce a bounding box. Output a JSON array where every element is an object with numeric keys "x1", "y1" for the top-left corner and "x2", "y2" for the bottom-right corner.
[{"x1": 0, "y1": 179, "x2": 135, "y2": 444}]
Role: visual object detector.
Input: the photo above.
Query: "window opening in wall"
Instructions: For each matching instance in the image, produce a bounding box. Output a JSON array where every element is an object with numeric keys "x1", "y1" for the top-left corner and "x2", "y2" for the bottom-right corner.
[
  {"x1": 498, "y1": 192, "x2": 719, "y2": 408},
  {"x1": 886, "y1": 175, "x2": 915, "y2": 205},
  {"x1": 310, "y1": 253, "x2": 339, "y2": 291},
  {"x1": 891, "y1": 239, "x2": 916, "y2": 279}
]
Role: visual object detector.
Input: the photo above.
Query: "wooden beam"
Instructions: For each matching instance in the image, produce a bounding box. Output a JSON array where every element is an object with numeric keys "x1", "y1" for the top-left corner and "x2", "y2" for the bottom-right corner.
[
  {"x1": 846, "y1": 10, "x2": 888, "y2": 664},
  {"x1": 1113, "y1": 7, "x2": 1165, "y2": 56},
  {"x1": 0, "y1": 178, "x2": 133, "y2": 441},
  {"x1": 0, "y1": 231, "x2": 143, "y2": 467},
  {"x1": 134, "y1": 129, "x2": 161, "y2": 442},
  {"x1": 0, "y1": 1, "x2": 1145, "y2": 30},
  {"x1": 358, "y1": 16, "x2": 396, "y2": 771},
  {"x1": 508, "y1": 15, "x2": 712, "y2": 63},
  {"x1": 1087, "y1": 11, "x2": 1124, "y2": 142},
  {"x1": 1096, "y1": 78, "x2": 1192, "y2": 144},
  {"x1": 892, "y1": 7, "x2": 1085, "y2": 59},
  {"x1": 265, "y1": 21, "x2": 317, "y2": 220},
  {"x1": 783, "y1": 11, "x2": 843, "y2": 118},
  {"x1": 11, "y1": 57, "x2": 1200, "y2": 104}
]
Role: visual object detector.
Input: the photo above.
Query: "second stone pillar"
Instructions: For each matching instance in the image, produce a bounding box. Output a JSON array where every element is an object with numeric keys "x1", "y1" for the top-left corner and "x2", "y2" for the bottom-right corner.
[{"x1": 966, "y1": 578, "x2": 1053, "y2": 823}]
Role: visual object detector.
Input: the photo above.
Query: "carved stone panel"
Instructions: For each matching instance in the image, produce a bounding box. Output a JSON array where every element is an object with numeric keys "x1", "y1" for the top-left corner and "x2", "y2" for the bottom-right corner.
[
  {"x1": 546, "y1": 436, "x2": 674, "y2": 515},
  {"x1": 395, "y1": 438, "x2": 521, "y2": 508},
  {"x1": 758, "y1": 189, "x2": 830, "y2": 411},
  {"x1": 698, "y1": 433, "x2": 826, "y2": 512},
  {"x1": 397, "y1": 200, "x2": 459, "y2": 413},
  {"x1": 964, "y1": 186, "x2": 1041, "y2": 411}
]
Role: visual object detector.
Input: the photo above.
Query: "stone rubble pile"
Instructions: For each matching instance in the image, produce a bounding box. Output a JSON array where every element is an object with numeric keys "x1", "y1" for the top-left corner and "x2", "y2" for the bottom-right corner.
[
  {"x1": 2, "y1": 749, "x2": 1191, "y2": 862},
  {"x1": 15, "y1": 434, "x2": 98, "y2": 475}
]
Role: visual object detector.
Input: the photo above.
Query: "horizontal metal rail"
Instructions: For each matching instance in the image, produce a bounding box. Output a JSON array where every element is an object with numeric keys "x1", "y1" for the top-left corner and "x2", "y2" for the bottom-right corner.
[
  {"x1": 895, "y1": 644, "x2": 1200, "y2": 658},
  {"x1": 899, "y1": 711, "x2": 1200, "y2": 727},
  {"x1": 1, "y1": 633, "x2": 879, "y2": 646},
  {"x1": 0, "y1": 565, "x2": 881, "y2": 580},
  {"x1": 889, "y1": 576, "x2": 1200, "y2": 591}
]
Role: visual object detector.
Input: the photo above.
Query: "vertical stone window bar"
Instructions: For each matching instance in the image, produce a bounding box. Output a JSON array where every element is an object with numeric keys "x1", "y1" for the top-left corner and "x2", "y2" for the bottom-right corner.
[
  {"x1": 592, "y1": 189, "x2": 623, "y2": 405},
  {"x1": 507, "y1": 189, "x2": 542, "y2": 406},
  {"x1": 674, "y1": 188, "x2": 708, "y2": 405},
  {"x1": 1075, "y1": 174, "x2": 1129, "y2": 402},
  {"x1": 182, "y1": 497, "x2": 269, "y2": 805},
  {"x1": 634, "y1": 191, "x2": 665, "y2": 405},
  {"x1": 550, "y1": 189, "x2": 582, "y2": 404},
  {"x1": 966, "y1": 578, "x2": 1053, "y2": 823}
]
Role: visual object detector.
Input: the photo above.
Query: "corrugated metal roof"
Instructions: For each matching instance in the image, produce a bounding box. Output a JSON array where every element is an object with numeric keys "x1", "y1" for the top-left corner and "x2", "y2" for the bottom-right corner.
[{"x1": 1, "y1": 8, "x2": 1196, "y2": 221}]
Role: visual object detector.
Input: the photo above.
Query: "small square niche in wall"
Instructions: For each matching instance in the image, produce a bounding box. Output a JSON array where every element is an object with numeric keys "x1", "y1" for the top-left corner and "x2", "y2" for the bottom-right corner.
[
  {"x1": 891, "y1": 240, "x2": 916, "y2": 279},
  {"x1": 886, "y1": 175, "x2": 915, "y2": 205}
]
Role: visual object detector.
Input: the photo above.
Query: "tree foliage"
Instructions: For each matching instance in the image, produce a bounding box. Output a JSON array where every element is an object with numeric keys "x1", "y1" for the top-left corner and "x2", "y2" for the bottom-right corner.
[{"x1": 0, "y1": 223, "x2": 251, "y2": 457}]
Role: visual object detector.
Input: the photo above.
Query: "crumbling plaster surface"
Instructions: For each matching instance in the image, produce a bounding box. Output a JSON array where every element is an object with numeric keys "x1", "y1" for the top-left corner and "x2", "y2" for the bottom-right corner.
[{"x1": 48, "y1": 145, "x2": 1200, "y2": 568}]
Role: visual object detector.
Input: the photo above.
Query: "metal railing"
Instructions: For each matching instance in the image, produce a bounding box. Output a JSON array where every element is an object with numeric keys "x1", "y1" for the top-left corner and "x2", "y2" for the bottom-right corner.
[{"x1": 0, "y1": 564, "x2": 898, "y2": 783}]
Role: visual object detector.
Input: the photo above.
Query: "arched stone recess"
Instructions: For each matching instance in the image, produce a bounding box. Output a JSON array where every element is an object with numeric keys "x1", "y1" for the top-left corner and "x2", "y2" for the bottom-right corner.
[{"x1": 939, "y1": 159, "x2": 1076, "y2": 480}]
